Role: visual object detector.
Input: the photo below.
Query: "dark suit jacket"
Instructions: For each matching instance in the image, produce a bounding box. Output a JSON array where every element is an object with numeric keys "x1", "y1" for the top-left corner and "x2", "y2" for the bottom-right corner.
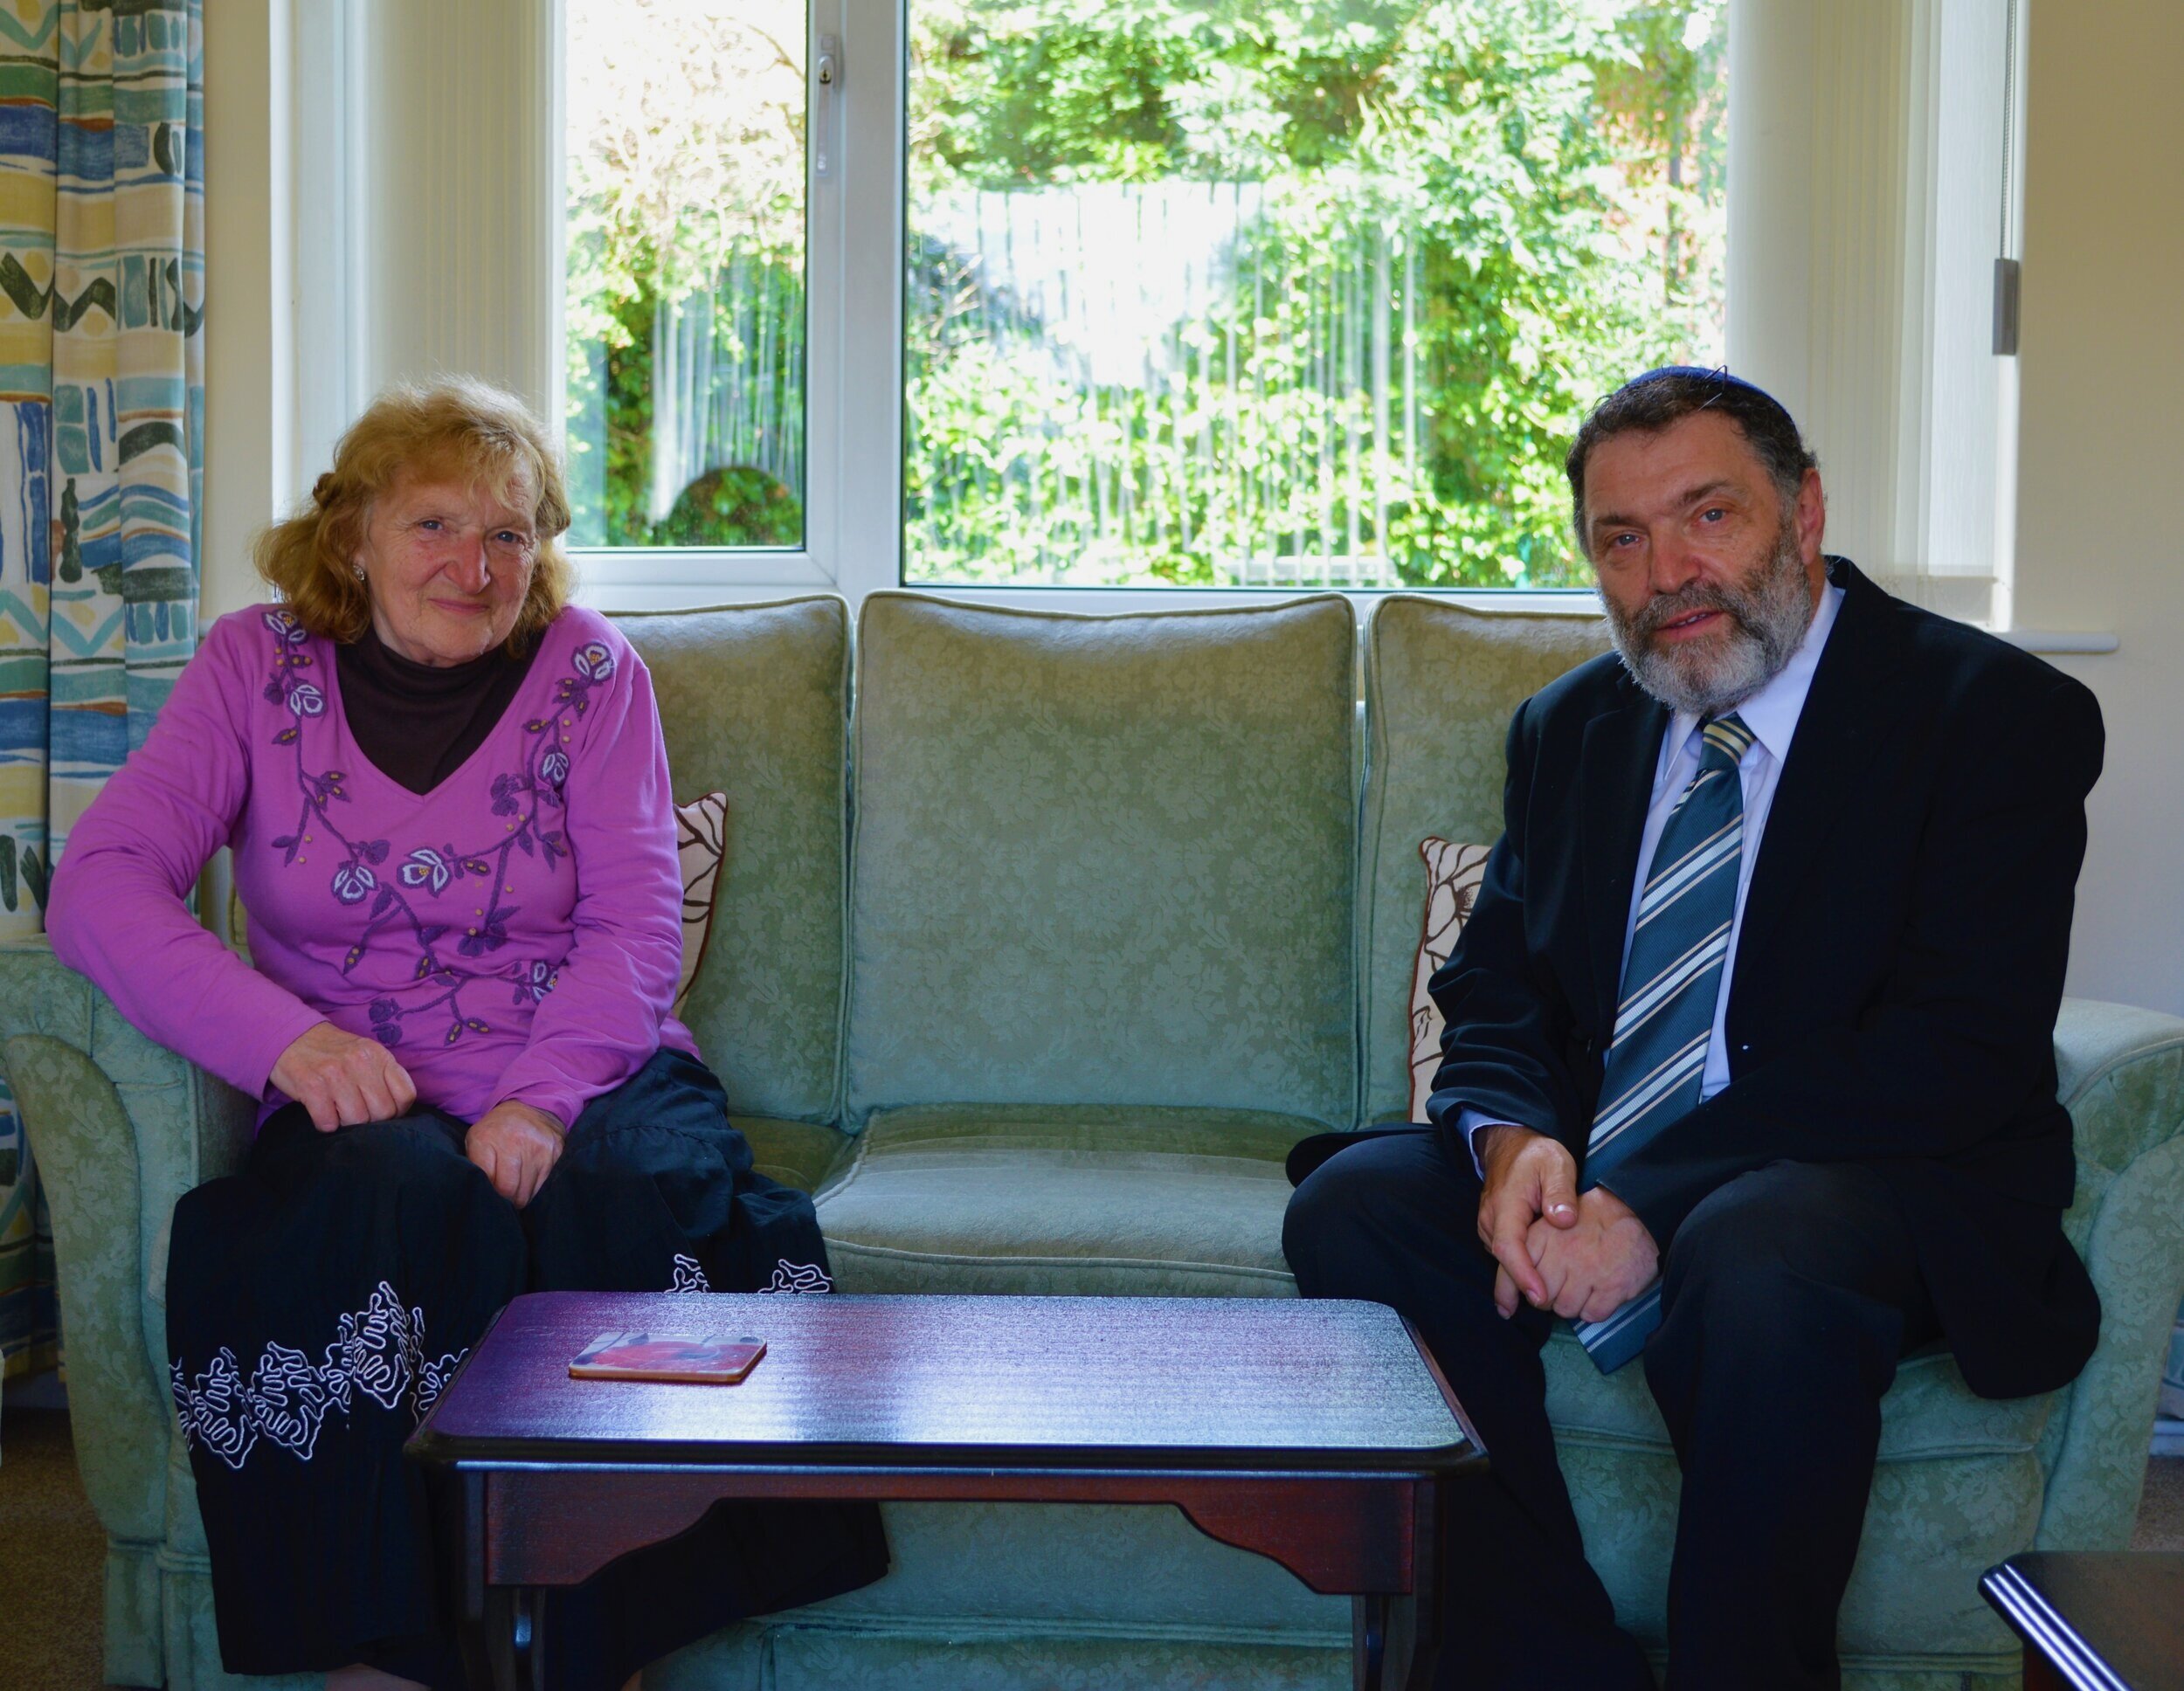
[{"x1": 1427, "y1": 556, "x2": 2103, "y2": 1399}]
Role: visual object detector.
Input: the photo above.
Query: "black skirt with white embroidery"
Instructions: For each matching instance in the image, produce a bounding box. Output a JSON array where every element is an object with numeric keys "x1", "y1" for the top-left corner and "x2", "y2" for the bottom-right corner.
[{"x1": 165, "y1": 1046, "x2": 887, "y2": 1688}]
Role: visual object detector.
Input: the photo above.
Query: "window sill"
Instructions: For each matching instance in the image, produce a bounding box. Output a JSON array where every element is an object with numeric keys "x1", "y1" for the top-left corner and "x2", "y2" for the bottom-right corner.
[
  {"x1": 572, "y1": 566, "x2": 1607, "y2": 618},
  {"x1": 1997, "y1": 631, "x2": 2119, "y2": 655},
  {"x1": 567, "y1": 558, "x2": 2121, "y2": 655}
]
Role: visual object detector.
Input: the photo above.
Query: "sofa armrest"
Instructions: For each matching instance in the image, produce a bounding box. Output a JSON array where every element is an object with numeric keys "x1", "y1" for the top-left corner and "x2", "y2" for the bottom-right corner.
[
  {"x1": 2035, "y1": 995, "x2": 2184, "y2": 1550},
  {"x1": 0, "y1": 939, "x2": 255, "y2": 1550},
  {"x1": 2054, "y1": 997, "x2": 2184, "y2": 1130}
]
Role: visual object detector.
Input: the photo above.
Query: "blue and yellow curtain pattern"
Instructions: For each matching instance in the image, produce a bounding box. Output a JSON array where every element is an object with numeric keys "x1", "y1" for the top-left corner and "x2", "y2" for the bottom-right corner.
[{"x1": 0, "y1": 0, "x2": 204, "y2": 1379}]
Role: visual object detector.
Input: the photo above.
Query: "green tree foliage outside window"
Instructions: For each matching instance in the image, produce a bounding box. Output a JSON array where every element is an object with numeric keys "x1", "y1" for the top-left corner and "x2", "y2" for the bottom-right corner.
[
  {"x1": 565, "y1": 0, "x2": 809, "y2": 550},
  {"x1": 564, "y1": 0, "x2": 1725, "y2": 588}
]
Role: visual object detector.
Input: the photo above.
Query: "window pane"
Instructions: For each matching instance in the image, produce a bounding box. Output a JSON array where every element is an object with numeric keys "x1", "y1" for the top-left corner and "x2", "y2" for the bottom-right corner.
[
  {"x1": 564, "y1": 0, "x2": 806, "y2": 550},
  {"x1": 905, "y1": 0, "x2": 1727, "y2": 589}
]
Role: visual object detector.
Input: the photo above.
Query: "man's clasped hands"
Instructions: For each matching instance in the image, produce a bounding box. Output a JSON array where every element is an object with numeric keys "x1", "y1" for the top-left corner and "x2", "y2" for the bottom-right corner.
[{"x1": 1475, "y1": 1124, "x2": 1660, "y2": 1323}]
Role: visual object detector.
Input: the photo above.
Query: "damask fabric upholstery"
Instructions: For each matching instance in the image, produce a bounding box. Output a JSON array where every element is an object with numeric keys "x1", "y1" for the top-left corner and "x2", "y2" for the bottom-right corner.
[
  {"x1": 764, "y1": 1632, "x2": 1344, "y2": 1691},
  {"x1": 612, "y1": 599, "x2": 850, "y2": 1124},
  {"x1": 1559, "y1": 1436, "x2": 2044, "y2": 1670},
  {"x1": 11, "y1": 951, "x2": 2167, "y2": 1691},
  {"x1": 814, "y1": 1105, "x2": 1313, "y2": 1295},
  {"x1": 10, "y1": 589, "x2": 2184, "y2": 1691},
  {"x1": 793, "y1": 1501, "x2": 1348, "y2": 1633},
  {"x1": 846, "y1": 593, "x2": 1358, "y2": 1129},
  {"x1": 0, "y1": 939, "x2": 256, "y2": 1689},
  {"x1": 736, "y1": 1115, "x2": 855, "y2": 1197},
  {"x1": 2033, "y1": 1001, "x2": 2184, "y2": 1549},
  {"x1": 1548, "y1": 1332, "x2": 2054, "y2": 1661},
  {"x1": 0, "y1": 0, "x2": 207, "y2": 1390},
  {"x1": 650, "y1": 1501, "x2": 1349, "y2": 1689},
  {"x1": 1358, "y1": 598, "x2": 1612, "y2": 1125},
  {"x1": 1546, "y1": 1330, "x2": 2057, "y2": 1460}
]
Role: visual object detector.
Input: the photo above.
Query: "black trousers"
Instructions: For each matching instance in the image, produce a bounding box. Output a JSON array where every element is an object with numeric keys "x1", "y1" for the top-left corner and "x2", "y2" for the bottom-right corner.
[
  {"x1": 166, "y1": 1047, "x2": 888, "y2": 1689},
  {"x1": 1282, "y1": 1128, "x2": 1939, "y2": 1691}
]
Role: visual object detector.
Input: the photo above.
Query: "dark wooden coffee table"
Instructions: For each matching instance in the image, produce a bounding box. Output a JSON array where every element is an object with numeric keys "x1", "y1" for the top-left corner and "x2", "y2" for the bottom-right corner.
[
  {"x1": 1981, "y1": 1553, "x2": 2184, "y2": 1690},
  {"x1": 409, "y1": 1291, "x2": 1480, "y2": 1691}
]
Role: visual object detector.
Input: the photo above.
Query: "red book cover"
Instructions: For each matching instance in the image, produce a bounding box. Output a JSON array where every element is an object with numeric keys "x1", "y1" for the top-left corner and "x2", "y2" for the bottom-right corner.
[{"x1": 569, "y1": 1330, "x2": 766, "y2": 1384}]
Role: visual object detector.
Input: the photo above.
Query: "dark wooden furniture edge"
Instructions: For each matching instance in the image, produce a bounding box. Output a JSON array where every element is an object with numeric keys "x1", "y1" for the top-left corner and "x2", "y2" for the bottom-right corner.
[
  {"x1": 413, "y1": 1295, "x2": 1476, "y2": 1691},
  {"x1": 1980, "y1": 1558, "x2": 2133, "y2": 1691},
  {"x1": 408, "y1": 1426, "x2": 1476, "y2": 1474},
  {"x1": 1402, "y1": 1315, "x2": 1487, "y2": 1455},
  {"x1": 433, "y1": 1461, "x2": 1453, "y2": 1593}
]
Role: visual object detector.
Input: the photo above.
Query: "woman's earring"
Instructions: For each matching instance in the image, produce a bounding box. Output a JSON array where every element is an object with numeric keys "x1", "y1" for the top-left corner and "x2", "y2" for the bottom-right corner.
[{"x1": 350, "y1": 563, "x2": 366, "y2": 583}]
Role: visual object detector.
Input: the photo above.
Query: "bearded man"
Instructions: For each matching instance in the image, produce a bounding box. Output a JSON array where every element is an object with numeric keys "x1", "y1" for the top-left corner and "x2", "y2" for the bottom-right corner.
[{"x1": 1282, "y1": 367, "x2": 2104, "y2": 1690}]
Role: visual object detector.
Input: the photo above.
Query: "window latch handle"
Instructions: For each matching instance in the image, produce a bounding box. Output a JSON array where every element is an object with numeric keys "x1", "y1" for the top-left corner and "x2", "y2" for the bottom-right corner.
[{"x1": 814, "y1": 34, "x2": 841, "y2": 179}]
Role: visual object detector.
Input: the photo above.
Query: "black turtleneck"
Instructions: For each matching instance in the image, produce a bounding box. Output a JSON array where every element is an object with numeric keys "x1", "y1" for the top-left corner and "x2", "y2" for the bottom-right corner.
[{"x1": 335, "y1": 626, "x2": 542, "y2": 795}]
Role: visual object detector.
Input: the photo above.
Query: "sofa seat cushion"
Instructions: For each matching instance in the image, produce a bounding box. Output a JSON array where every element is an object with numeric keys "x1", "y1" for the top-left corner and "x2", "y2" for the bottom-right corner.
[
  {"x1": 1542, "y1": 1329, "x2": 2059, "y2": 1461},
  {"x1": 814, "y1": 1105, "x2": 1317, "y2": 1296},
  {"x1": 736, "y1": 1115, "x2": 854, "y2": 1197}
]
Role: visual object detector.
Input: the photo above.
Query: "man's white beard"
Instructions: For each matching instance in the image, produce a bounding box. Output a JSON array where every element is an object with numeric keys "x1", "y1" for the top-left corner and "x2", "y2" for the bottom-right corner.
[{"x1": 1601, "y1": 525, "x2": 1815, "y2": 716}]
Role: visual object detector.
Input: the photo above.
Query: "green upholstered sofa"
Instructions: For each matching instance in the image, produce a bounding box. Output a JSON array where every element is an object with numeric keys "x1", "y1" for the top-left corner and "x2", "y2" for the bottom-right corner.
[{"x1": 6, "y1": 590, "x2": 2182, "y2": 1691}]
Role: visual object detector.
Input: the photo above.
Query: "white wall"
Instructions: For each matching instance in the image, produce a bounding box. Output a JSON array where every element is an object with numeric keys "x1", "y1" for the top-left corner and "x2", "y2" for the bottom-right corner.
[
  {"x1": 351, "y1": 1, "x2": 559, "y2": 415},
  {"x1": 201, "y1": 1, "x2": 557, "y2": 621},
  {"x1": 196, "y1": 1, "x2": 2184, "y2": 1016},
  {"x1": 2013, "y1": 0, "x2": 2184, "y2": 1016},
  {"x1": 201, "y1": 0, "x2": 284, "y2": 621}
]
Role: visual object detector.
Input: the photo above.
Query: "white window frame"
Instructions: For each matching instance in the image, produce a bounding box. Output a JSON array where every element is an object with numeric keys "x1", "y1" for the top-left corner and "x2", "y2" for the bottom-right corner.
[
  {"x1": 550, "y1": 0, "x2": 1614, "y2": 616},
  {"x1": 568, "y1": 0, "x2": 898, "y2": 609},
  {"x1": 283, "y1": 0, "x2": 2098, "y2": 645}
]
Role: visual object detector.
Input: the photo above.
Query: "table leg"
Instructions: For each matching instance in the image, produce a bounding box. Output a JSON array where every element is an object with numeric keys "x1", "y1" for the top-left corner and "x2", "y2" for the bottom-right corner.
[
  {"x1": 1353, "y1": 1592, "x2": 1391, "y2": 1691},
  {"x1": 2022, "y1": 1646, "x2": 2067, "y2": 1691},
  {"x1": 484, "y1": 1585, "x2": 548, "y2": 1691},
  {"x1": 1357, "y1": 1476, "x2": 1443, "y2": 1691},
  {"x1": 1405, "y1": 1476, "x2": 1441, "y2": 1691}
]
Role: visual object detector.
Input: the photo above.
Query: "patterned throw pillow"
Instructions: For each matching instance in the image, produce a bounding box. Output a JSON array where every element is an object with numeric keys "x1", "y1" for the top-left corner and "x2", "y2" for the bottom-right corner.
[
  {"x1": 674, "y1": 791, "x2": 729, "y2": 1015},
  {"x1": 1408, "y1": 837, "x2": 1491, "y2": 1122}
]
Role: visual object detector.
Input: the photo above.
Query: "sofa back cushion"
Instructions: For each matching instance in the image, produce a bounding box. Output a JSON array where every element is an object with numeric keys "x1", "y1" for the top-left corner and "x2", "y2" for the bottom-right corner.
[
  {"x1": 1358, "y1": 597, "x2": 1612, "y2": 1126},
  {"x1": 612, "y1": 597, "x2": 850, "y2": 1122},
  {"x1": 846, "y1": 592, "x2": 1358, "y2": 1128}
]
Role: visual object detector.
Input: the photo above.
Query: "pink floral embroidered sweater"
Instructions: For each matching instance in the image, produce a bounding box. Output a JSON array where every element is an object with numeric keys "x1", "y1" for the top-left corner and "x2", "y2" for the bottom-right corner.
[{"x1": 48, "y1": 604, "x2": 698, "y2": 1128}]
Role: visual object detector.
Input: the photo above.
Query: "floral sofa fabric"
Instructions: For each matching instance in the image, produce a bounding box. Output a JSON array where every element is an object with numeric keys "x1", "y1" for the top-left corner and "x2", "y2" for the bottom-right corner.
[{"x1": 4, "y1": 592, "x2": 2181, "y2": 1691}]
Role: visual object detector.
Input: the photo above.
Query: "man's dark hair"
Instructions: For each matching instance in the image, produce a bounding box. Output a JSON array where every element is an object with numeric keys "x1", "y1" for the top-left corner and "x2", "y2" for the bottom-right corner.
[{"x1": 1565, "y1": 366, "x2": 1818, "y2": 555}]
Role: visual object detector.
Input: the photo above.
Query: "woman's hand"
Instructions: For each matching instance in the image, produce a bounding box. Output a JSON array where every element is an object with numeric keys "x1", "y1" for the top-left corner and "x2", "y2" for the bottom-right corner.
[
  {"x1": 271, "y1": 1021, "x2": 418, "y2": 1132},
  {"x1": 466, "y1": 1101, "x2": 565, "y2": 1208}
]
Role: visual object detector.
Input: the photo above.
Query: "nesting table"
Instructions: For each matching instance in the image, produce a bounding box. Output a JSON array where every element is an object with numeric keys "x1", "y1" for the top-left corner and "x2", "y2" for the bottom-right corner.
[
  {"x1": 409, "y1": 1290, "x2": 1481, "y2": 1690},
  {"x1": 1981, "y1": 1552, "x2": 2184, "y2": 1690}
]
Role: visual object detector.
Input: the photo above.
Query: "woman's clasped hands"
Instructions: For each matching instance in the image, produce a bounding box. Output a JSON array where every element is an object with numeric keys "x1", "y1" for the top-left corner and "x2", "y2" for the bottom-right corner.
[{"x1": 270, "y1": 1021, "x2": 563, "y2": 1205}]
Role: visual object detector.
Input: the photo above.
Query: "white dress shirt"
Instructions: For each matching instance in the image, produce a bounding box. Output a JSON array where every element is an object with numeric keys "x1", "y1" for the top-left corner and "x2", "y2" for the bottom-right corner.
[{"x1": 1455, "y1": 580, "x2": 1845, "y2": 1172}]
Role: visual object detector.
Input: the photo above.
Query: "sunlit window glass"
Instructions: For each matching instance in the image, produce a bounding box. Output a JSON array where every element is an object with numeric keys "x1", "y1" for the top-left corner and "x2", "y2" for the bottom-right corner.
[
  {"x1": 905, "y1": 1, "x2": 1727, "y2": 589},
  {"x1": 564, "y1": 0, "x2": 806, "y2": 551}
]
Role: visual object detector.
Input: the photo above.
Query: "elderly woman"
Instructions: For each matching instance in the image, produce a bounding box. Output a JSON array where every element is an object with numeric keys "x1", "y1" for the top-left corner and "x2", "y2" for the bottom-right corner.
[{"x1": 46, "y1": 380, "x2": 885, "y2": 1690}]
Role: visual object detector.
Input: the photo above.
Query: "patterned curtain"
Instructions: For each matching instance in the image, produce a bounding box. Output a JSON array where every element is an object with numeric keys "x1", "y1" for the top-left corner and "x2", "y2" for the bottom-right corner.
[{"x1": 0, "y1": 0, "x2": 204, "y2": 1383}]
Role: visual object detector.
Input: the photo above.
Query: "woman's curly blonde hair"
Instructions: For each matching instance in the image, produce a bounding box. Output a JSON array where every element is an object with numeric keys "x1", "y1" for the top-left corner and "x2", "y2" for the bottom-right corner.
[{"x1": 255, "y1": 377, "x2": 575, "y2": 652}]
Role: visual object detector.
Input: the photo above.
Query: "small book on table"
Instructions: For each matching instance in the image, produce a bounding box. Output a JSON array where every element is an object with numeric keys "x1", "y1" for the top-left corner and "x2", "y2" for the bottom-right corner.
[{"x1": 569, "y1": 1331, "x2": 766, "y2": 1384}]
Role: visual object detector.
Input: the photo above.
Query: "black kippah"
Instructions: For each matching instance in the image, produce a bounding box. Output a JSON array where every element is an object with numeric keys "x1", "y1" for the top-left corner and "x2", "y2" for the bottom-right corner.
[{"x1": 1621, "y1": 364, "x2": 1794, "y2": 421}]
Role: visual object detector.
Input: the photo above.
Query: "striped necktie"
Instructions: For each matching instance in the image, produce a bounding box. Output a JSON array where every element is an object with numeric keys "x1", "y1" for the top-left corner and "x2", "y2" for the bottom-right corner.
[{"x1": 1572, "y1": 713, "x2": 1753, "y2": 1372}]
